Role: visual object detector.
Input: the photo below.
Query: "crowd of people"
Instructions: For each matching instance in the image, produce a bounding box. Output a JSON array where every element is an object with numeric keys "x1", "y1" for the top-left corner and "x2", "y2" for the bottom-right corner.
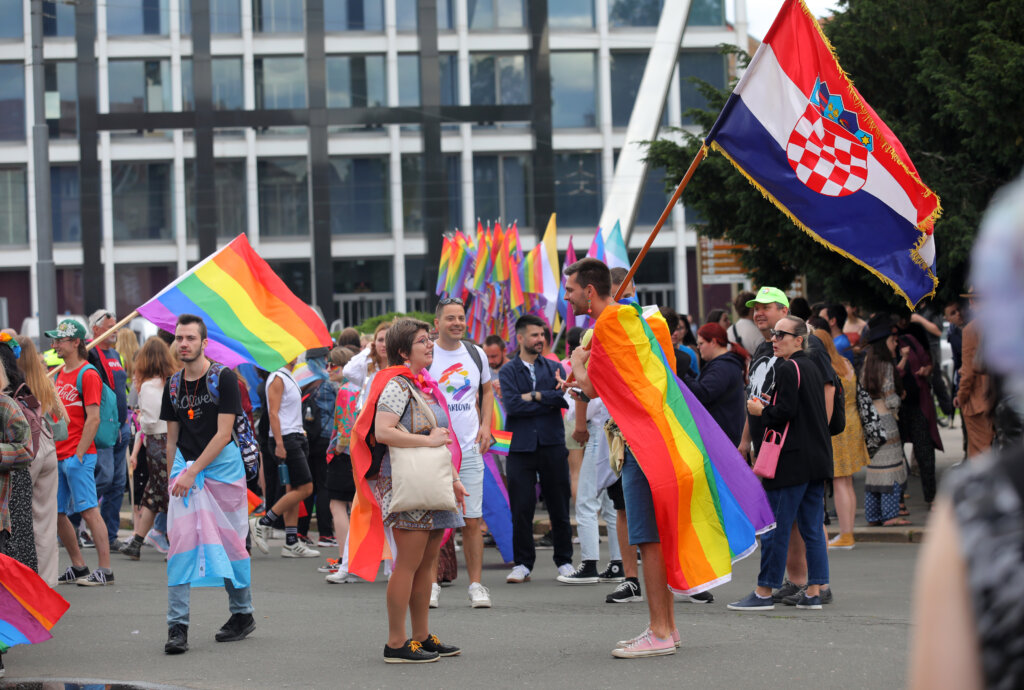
[{"x1": 0, "y1": 257, "x2": 1013, "y2": 670}]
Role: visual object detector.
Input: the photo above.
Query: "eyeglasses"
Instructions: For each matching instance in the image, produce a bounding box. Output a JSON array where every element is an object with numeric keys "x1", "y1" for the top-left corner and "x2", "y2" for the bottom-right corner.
[
  {"x1": 770, "y1": 329, "x2": 798, "y2": 341},
  {"x1": 438, "y1": 298, "x2": 464, "y2": 306},
  {"x1": 412, "y1": 337, "x2": 432, "y2": 346}
]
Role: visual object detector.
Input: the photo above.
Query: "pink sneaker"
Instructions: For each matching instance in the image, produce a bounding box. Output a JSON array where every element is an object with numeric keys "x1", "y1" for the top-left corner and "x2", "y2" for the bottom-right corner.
[
  {"x1": 611, "y1": 629, "x2": 676, "y2": 658},
  {"x1": 616, "y1": 627, "x2": 681, "y2": 649}
]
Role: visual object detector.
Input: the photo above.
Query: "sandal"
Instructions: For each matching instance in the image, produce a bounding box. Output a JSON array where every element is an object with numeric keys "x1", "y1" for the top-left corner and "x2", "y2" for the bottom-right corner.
[{"x1": 882, "y1": 517, "x2": 911, "y2": 527}]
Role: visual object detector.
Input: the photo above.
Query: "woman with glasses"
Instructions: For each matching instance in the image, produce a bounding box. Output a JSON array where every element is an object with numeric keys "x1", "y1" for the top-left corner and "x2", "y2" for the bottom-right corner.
[
  {"x1": 351, "y1": 319, "x2": 467, "y2": 663},
  {"x1": 728, "y1": 316, "x2": 833, "y2": 611}
]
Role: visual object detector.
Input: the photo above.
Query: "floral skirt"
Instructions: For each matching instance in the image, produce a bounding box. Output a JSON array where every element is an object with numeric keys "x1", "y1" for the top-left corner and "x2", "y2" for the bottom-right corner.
[{"x1": 141, "y1": 434, "x2": 169, "y2": 514}]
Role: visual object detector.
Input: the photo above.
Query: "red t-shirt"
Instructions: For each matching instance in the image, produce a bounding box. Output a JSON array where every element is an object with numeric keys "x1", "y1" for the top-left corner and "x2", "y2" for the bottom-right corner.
[{"x1": 54, "y1": 362, "x2": 103, "y2": 460}]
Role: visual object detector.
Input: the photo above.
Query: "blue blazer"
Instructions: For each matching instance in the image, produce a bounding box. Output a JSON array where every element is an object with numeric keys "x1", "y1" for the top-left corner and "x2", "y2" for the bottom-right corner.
[{"x1": 498, "y1": 355, "x2": 568, "y2": 453}]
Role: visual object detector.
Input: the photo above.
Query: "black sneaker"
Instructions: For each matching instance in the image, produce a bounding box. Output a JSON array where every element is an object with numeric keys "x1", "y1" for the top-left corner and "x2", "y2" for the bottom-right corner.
[
  {"x1": 557, "y1": 560, "x2": 599, "y2": 584},
  {"x1": 77, "y1": 569, "x2": 114, "y2": 586},
  {"x1": 215, "y1": 613, "x2": 256, "y2": 642},
  {"x1": 676, "y1": 590, "x2": 715, "y2": 604},
  {"x1": 58, "y1": 565, "x2": 89, "y2": 584},
  {"x1": 772, "y1": 580, "x2": 804, "y2": 602},
  {"x1": 597, "y1": 560, "x2": 625, "y2": 582},
  {"x1": 419, "y1": 633, "x2": 461, "y2": 657},
  {"x1": 80, "y1": 531, "x2": 95, "y2": 548},
  {"x1": 165, "y1": 624, "x2": 189, "y2": 654},
  {"x1": 606, "y1": 578, "x2": 643, "y2": 603},
  {"x1": 534, "y1": 531, "x2": 554, "y2": 549},
  {"x1": 383, "y1": 639, "x2": 440, "y2": 664},
  {"x1": 120, "y1": 539, "x2": 142, "y2": 560},
  {"x1": 783, "y1": 586, "x2": 832, "y2": 606}
]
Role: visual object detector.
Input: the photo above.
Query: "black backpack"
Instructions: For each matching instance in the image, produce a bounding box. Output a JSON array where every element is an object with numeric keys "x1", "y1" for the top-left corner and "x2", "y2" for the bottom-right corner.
[
  {"x1": 828, "y1": 375, "x2": 847, "y2": 436},
  {"x1": 301, "y1": 380, "x2": 324, "y2": 441}
]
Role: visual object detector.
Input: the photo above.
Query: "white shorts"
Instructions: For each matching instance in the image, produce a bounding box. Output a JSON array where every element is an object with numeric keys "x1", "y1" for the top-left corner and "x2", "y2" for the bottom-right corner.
[{"x1": 459, "y1": 448, "x2": 484, "y2": 519}]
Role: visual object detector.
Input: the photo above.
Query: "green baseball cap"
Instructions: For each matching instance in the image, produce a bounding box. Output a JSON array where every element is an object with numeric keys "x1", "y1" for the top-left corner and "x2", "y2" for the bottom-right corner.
[
  {"x1": 45, "y1": 318, "x2": 87, "y2": 341},
  {"x1": 745, "y1": 286, "x2": 790, "y2": 309}
]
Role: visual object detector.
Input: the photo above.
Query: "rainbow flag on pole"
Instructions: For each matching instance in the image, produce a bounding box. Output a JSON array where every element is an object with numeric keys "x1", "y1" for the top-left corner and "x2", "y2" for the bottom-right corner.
[
  {"x1": 489, "y1": 396, "x2": 512, "y2": 455},
  {"x1": 588, "y1": 303, "x2": 774, "y2": 594},
  {"x1": 0, "y1": 554, "x2": 70, "y2": 651},
  {"x1": 138, "y1": 234, "x2": 332, "y2": 371}
]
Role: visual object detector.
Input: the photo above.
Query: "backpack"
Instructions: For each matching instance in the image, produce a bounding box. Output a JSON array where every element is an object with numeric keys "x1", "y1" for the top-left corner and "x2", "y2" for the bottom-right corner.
[
  {"x1": 12, "y1": 384, "x2": 42, "y2": 461},
  {"x1": 301, "y1": 381, "x2": 324, "y2": 441},
  {"x1": 76, "y1": 364, "x2": 120, "y2": 449},
  {"x1": 828, "y1": 375, "x2": 847, "y2": 436},
  {"x1": 168, "y1": 363, "x2": 261, "y2": 481},
  {"x1": 461, "y1": 339, "x2": 484, "y2": 409}
]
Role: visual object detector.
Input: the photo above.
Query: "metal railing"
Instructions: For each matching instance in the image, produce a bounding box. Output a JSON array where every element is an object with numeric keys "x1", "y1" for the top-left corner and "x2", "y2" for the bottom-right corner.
[
  {"x1": 635, "y1": 283, "x2": 676, "y2": 311},
  {"x1": 333, "y1": 291, "x2": 429, "y2": 328}
]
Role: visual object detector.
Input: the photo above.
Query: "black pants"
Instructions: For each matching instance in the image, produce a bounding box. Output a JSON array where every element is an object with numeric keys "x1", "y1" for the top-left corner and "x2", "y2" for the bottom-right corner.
[
  {"x1": 902, "y1": 403, "x2": 937, "y2": 504},
  {"x1": 507, "y1": 445, "x2": 573, "y2": 571},
  {"x1": 300, "y1": 437, "x2": 332, "y2": 538}
]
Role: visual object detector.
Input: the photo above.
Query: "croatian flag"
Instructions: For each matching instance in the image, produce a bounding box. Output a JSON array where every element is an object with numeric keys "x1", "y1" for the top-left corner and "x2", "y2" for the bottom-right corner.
[{"x1": 705, "y1": 0, "x2": 940, "y2": 308}]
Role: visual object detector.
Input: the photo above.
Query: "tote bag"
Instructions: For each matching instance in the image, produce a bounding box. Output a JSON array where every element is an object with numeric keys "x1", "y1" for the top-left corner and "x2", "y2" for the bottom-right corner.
[
  {"x1": 753, "y1": 361, "x2": 801, "y2": 479},
  {"x1": 389, "y1": 386, "x2": 458, "y2": 513}
]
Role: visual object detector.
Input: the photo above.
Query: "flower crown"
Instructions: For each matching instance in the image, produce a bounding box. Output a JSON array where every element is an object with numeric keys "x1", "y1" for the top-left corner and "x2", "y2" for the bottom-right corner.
[{"x1": 0, "y1": 333, "x2": 20, "y2": 359}]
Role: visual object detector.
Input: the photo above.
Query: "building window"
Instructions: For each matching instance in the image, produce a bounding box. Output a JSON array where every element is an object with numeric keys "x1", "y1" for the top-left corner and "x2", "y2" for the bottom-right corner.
[
  {"x1": 115, "y1": 265, "x2": 175, "y2": 320},
  {"x1": 185, "y1": 160, "x2": 247, "y2": 240},
  {"x1": 405, "y1": 255, "x2": 426, "y2": 292},
  {"x1": 610, "y1": 51, "x2": 669, "y2": 128},
  {"x1": 679, "y1": 51, "x2": 727, "y2": 124},
  {"x1": 554, "y1": 152, "x2": 602, "y2": 228},
  {"x1": 325, "y1": 0, "x2": 384, "y2": 31},
  {"x1": 267, "y1": 260, "x2": 312, "y2": 302},
  {"x1": 0, "y1": 168, "x2": 27, "y2": 246},
  {"x1": 111, "y1": 162, "x2": 175, "y2": 241},
  {"x1": 255, "y1": 57, "x2": 307, "y2": 109},
  {"x1": 609, "y1": 0, "x2": 723, "y2": 28},
  {"x1": 43, "y1": 1, "x2": 76, "y2": 36},
  {"x1": 44, "y1": 62, "x2": 77, "y2": 139},
  {"x1": 56, "y1": 268, "x2": 84, "y2": 315},
  {"x1": 688, "y1": 0, "x2": 724, "y2": 26},
  {"x1": 551, "y1": 52, "x2": 597, "y2": 129},
  {"x1": 258, "y1": 158, "x2": 309, "y2": 238},
  {"x1": 0, "y1": 64, "x2": 25, "y2": 142},
  {"x1": 440, "y1": 54, "x2": 459, "y2": 106},
  {"x1": 470, "y1": 54, "x2": 530, "y2": 106},
  {"x1": 182, "y1": 58, "x2": 244, "y2": 111},
  {"x1": 468, "y1": 0, "x2": 526, "y2": 30},
  {"x1": 635, "y1": 166, "x2": 670, "y2": 226},
  {"x1": 181, "y1": 0, "x2": 243, "y2": 35},
  {"x1": 326, "y1": 56, "x2": 386, "y2": 108},
  {"x1": 401, "y1": 155, "x2": 461, "y2": 235},
  {"x1": 51, "y1": 166, "x2": 80, "y2": 243},
  {"x1": 107, "y1": 0, "x2": 171, "y2": 36},
  {"x1": 0, "y1": 0, "x2": 22, "y2": 38},
  {"x1": 473, "y1": 154, "x2": 531, "y2": 228},
  {"x1": 333, "y1": 258, "x2": 391, "y2": 293},
  {"x1": 254, "y1": 0, "x2": 304, "y2": 33},
  {"x1": 398, "y1": 55, "x2": 420, "y2": 107},
  {"x1": 549, "y1": 0, "x2": 594, "y2": 29},
  {"x1": 108, "y1": 60, "x2": 172, "y2": 113},
  {"x1": 328, "y1": 157, "x2": 389, "y2": 235}
]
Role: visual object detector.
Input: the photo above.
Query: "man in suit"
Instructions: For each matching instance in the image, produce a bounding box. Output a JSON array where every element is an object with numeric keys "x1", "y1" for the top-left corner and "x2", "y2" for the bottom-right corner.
[
  {"x1": 498, "y1": 314, "x2": 572, "y2": 584},
  {"x1": 955, "y1": 289, "x2": 994, "y2": 458}
]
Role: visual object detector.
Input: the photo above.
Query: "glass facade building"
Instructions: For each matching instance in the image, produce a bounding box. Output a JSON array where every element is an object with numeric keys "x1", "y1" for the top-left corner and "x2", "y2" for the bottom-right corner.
[{"x1": 0, "y1": 0, "x2": 742, "y2": 329}]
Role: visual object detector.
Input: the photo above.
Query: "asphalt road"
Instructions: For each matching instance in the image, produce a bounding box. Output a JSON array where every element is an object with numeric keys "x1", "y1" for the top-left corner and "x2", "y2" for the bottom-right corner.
[{"x1": 6, "y1": 533, "x2": 918, "y2": 690}]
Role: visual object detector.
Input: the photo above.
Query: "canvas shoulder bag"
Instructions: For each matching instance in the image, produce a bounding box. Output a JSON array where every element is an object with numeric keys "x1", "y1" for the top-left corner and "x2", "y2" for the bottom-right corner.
[{"x1": 388, "y1": 384, "x2": 458, "y2": 513}]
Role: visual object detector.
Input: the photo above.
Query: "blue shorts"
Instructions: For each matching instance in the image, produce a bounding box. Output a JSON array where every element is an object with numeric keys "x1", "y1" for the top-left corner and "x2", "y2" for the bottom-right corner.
[
  {"x1": 459, "y1": 448, "x2": 484, "y2": 520},
  {"x1": 57, "y1": 453, "x2": 99, "y2": 515},
  {"x1": 621, "y1": 450, "x2": 660, "y2": 545}
]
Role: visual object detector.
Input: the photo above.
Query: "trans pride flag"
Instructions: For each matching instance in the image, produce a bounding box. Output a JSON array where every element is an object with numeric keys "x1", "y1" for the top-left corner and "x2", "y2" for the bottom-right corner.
[
  {"x1": 0, "y1": 554, "x2": 69, "y2": 651},
  {"x1": 705, "y1": 0, "x2": 940, "y2": 308},
  {"x1": 138, "y1": 234, "x2": 332, "y2": 370},
  {"x1": 588, "y1": 303, "x2": 774, "y2": 594}
]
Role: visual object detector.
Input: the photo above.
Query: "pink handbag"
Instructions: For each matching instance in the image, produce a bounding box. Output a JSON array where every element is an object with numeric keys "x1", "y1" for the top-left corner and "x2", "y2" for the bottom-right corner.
[{"x1": 753, "y1": 361, "x2": 801, "y2": 479}]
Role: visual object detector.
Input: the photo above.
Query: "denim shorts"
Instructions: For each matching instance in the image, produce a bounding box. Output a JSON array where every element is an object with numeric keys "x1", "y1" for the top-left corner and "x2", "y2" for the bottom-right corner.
[
  {"x1": 57, "y1": 453, "x2": 99, "y2": 514},
  {"x1": 621, "y1": 450, "x2": 660, "y2": 545},
  {"x1": 459, "y1": 448, "x2": 484, "y2": 519}
]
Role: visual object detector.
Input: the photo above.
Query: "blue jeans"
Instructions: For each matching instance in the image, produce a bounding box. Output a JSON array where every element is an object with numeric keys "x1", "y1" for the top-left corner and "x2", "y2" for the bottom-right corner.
[
  {"x1": 168, "y1": 580, "x2": 253, "y2": 627},
  {"x1": 757, "y1": 481, "x2": 830, "y2": 588},
  {"x1": 154, "y1": 511, "x2": 167, "y2": 533},
  {"x1": 575, "y1": 424, "x2": 620, "y2": 562},
  {"x1": 98, "y1": 422, "x2": 130, "y2": 544}
]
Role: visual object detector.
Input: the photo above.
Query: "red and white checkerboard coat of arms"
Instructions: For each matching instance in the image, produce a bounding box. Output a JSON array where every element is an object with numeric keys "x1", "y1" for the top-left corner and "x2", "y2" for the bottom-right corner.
[{"x1": 786, "y1": 103, "x2": 869, "y2": 197}]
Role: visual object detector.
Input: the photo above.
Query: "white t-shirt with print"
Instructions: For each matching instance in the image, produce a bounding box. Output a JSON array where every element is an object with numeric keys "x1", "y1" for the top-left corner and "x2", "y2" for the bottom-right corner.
[{"x1": 429, "y1": 342, "x2": 491, "y2": 453}]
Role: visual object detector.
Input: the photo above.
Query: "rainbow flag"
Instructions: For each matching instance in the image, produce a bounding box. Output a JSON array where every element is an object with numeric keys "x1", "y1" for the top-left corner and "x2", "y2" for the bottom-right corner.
[
  {"x1": 520, "y1": 245, "x2": 544, "y2": 294},
  {"x1": 508, "y1": 263, "x2": 525, "y2": 311},
  {"x1": 472, "y1": 228, "x2": 492, "y2": 292},
  {"x1": 481, "y1": 452, "x2": 513, "y2": 562},
  {"x1": 489, "y1": 396, "x2": 511, "y2": 455},
  {"x1": 0, "y1": 554, "x2": 69, "y2": 651},
  {"x1": 492, "y1": 226, "x2": 512, "y2": 283},
  {"x1": 138, "y1": 234, "x2": 332, "y2": 371},
  {"x1": 588, "y1": 303, "x2": 774, "y2": 594},
  {"x1": 445, "y1": 233, "x2": 471, "y2": 295},
  {"x1": 435, "y1": 236, "x2": 452, "y2": 296}
]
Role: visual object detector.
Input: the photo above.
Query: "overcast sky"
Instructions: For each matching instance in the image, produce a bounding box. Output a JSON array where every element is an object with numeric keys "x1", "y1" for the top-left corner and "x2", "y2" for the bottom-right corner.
[{"x1": 732, "y1": 0, "x2": 842, "y2": 40}]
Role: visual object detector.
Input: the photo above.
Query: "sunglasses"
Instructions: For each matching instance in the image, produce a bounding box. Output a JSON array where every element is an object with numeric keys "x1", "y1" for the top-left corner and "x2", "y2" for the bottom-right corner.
[
  {"x1": 438, "y1": 297, "x2": 464, "y2": 306},
  {"x1": 770, "y1": 329, "x2": 798, "y2": 341}
]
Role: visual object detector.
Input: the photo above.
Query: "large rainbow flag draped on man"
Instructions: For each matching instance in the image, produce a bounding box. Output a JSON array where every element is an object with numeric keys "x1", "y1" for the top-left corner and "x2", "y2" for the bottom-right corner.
[
  {"x1": 138, "y1": 233, "x2": 332, "y2": 370},
  {"x1": 0, "y1": 553, "x2": 69, "y2": 651},
  {"x1": 704, "y1": 0, "x2": 940, "y2": 308},
  {"x1": 588, "y1": 303, "x2": 774, "y2": 594}
]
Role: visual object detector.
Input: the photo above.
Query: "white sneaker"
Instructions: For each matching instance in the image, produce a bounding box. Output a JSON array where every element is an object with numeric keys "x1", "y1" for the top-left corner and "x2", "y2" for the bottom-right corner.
[
  {"x1": 556, "y1": 563, "x2": 575, "y2": 579},
  {"x1": 468, "y1": 582, "x2": 492, "y2": 608},
  {"x1": 506, "y1": 565, "x2": 531, "y2": 583},
  {"x1": 282, "y1": 541, "x2": 321, "y2": 558},
  {"x1": 430, "y1": 582, "x2": 440, "y2": 608},
  {"x1": 325, "y1": 569, "x2": 361, "y2": 584},
  {"x1": 248, "y1": 517, "x2": 269, "y2": 554}
]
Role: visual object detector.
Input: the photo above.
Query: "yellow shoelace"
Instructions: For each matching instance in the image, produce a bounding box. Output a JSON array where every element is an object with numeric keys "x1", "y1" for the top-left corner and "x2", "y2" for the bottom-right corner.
[
  {"x1": 409, "y1": 640, "x2": 424, "y2": 653},
  {"x1": 428, "y1": 634, "x2": 441, "y2": 645}
]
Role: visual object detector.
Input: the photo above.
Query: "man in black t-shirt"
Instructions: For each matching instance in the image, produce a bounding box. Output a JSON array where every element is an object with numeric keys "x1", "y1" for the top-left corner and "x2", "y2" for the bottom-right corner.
[{"x1": 160, "y1": 314, "x2": 255, "y2": 655}]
